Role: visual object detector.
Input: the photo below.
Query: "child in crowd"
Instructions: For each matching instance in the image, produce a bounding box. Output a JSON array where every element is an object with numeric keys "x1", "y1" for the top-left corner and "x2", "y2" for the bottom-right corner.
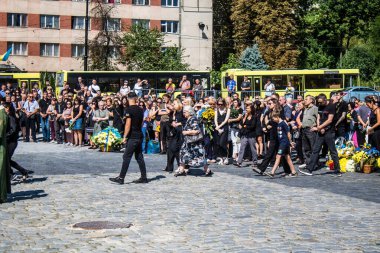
[{"x1": 264, "y1": 112, "x2": 298, "y2": 178}]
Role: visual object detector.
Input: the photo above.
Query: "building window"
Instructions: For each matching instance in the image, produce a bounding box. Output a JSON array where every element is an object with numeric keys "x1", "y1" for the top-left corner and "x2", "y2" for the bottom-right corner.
[
  {"x1": 72, "y1": 44, "x2": 85, "y2": 57},
  {"x1": 40, "y1": 15, "x2": 60, "y2": 29},
  {"x1": 105, "y1": 18, "x2": 121, "y2": 31},
  {"x1": 40, "y1": 43, "x2": 59, "y2": 57},
  {"x1": 109, "y1": 47, "x2": 120, "y2": 59},
  {"x1": 103, "y1": 0, "x2": 121, "y2": 3},
  {"x1": 72, "y1": 16, "x2": 87, "y2": 30},
  {"x1": 161, "y1": 0, "x2": 179, "y2": 7},
  {"x1": 132, "y1": 19, "x2": 150, "y2": 29},
  {"x1": 7, "y1": 42, "x2": 28, "y2": 56},
  {"x1": 132, "y1": 0, "x2": 149, "y2": 5},
  {"x1": 7, "y1": 13, "x2": 27, "y2": 27},
  {"x1": 161, "y1": 21, "x2": 179, "y2": 34}
]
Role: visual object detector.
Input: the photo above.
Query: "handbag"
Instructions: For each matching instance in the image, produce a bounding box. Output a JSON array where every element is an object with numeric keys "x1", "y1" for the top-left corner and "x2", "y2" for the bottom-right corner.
[{"x1": 184, "y1": 119, "x2": 203, "y2": 143}]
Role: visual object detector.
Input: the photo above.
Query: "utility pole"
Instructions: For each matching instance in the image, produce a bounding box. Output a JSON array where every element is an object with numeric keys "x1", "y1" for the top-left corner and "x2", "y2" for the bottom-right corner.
[{"x1": 84, "y1": 0, "x2": 89, "y2": 71}]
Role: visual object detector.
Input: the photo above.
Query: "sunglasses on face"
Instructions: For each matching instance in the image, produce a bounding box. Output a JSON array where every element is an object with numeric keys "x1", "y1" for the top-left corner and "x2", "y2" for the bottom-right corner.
[
  {"x1": 268, "y1": 103, "x2": 273, "y2": 105},
  {"x1": 218, "y1": 104, "x2": 224, "y2": 106}
]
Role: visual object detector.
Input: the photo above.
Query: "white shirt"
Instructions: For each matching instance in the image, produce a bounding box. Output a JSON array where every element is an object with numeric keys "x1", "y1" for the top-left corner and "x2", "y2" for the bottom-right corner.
[
  {"x1": 120, "y1": 85, "x2": 130, "y2": 96},
  {"x1": 89, "y1": 84, "x2": 100, "y2": 97},
  {"x1": 265, "y1": 83, "x2": 275, "y2": 97},
  {"x1": 23, "y1": 100, "x2": 40, "y2": 113},
  {"x1": 134, "y1": 82, "x2": 143, "y2": 91}
]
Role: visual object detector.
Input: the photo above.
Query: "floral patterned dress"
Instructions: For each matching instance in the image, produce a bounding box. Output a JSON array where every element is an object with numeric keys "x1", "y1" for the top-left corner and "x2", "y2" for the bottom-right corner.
[{"x1": 179, "y1": 116, "x2": 206, "y2": 168}]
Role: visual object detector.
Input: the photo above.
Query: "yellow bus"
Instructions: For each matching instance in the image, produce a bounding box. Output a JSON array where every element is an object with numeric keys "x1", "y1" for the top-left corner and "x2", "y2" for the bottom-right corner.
[
  {"x1": 56, "y1": 70, "x2": 210, "y2": 97},
  {"x1": 0, "y1": 73, "x2": 41, "y2": 91},
  {"x1": 221, "y1": 69, "x2": 360, "y2": 98}
]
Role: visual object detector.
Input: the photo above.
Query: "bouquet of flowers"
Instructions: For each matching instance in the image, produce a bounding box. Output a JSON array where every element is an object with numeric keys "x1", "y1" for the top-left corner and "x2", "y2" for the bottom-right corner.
[
  {"x1": 92, "y1": 127, "x2": 123, "y2": 152},
  {"x1": 230, "y1": 108, "x2": 239, "y2": 119},
  {"x1": 65, "y1": 120, "x2": 75, "y2": 133},
  {"x1": 201, "y1": 108, "x2": 215, "y2": 138}
]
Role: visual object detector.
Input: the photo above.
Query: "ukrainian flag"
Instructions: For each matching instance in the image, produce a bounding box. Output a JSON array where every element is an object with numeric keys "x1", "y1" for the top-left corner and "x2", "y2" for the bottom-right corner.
[{"x1": 0, "y1": 48, "x2": 12, "y2": 61}]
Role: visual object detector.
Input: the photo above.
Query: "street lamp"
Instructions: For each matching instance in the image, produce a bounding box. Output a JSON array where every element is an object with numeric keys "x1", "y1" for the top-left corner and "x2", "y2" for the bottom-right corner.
[{"x1": 84, "y1": 0, "x2": 89, "y2": 71}]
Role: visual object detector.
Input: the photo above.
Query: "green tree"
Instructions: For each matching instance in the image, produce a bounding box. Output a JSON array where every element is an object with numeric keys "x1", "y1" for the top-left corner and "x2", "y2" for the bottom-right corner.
[
  {"x1": 304, "y1": 0, "x2": 380, "y2": 67},
  {"x1": 341, "y1": 46, "x2": 377, "y2": 81},
  {"x1": 220, "y1": 53, "x2": 241, "y2": 72},
  {"x1": 212, "y1": 0, "x2": 235, "y2": 70},
  {"x1": 119, "y1": 25, "x2": 188, "y2": 71},
  {"x1": 231, "y1": 0, "x2": 301, "y2": 69},
  {"x1": 239, "y1": 45, "x2": 268, "y2": 70}
]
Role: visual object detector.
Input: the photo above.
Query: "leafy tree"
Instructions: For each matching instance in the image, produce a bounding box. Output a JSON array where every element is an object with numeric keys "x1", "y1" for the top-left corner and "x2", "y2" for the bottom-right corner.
[
  {"x1": 304, "y1": 0, "x2": 380, "y2": 67},
  {"x1": 119, "y1": 25, "x2": 188, "y2": 71},
  {"x1": 239, "y1": 45, "x2": 268, "y2": 70},
  {"x1": 341, "y1": 46, "x2": 377, "y2": 81},
  {"x1": 88, "y1": 0, "x2": 120, "y2": 70},
  {"x1": 302, "y1": 38, "x2": 336, "y2": 69},
  {"x1": 212, "y1": 0, "x2": 235, "y2": 70},
  {"x1": 220, "y1": 53, "x2": 241, "y2": 72},
  {"x1": 231, "y1": 0, "x2": 301, "y2": 69}
]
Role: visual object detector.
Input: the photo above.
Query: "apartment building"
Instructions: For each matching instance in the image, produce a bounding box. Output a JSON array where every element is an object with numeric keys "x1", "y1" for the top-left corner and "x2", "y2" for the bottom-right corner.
[{"x1": 0, "y1": 0, "x2": 212, "y2": 72}]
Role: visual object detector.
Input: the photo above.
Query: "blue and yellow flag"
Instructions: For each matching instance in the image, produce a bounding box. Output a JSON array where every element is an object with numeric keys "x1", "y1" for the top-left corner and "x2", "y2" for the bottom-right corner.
[{"x1": 0, "y1": 48, "x2": 12, "y2": 61}]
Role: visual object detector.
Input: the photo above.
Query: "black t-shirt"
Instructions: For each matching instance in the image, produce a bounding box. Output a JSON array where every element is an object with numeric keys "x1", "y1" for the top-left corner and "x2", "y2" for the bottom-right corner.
[
  {"x1": 320, "y1": 103, "x2": 336, "y2": 131},
  {"x1": 39, "y1": 99, "x2": 49, "y2": 114},
  {"x1": 335, "y1": 100, "x2": 348, "y2": 127},
  {"x1": 241, "y1": 81, "x2": 251, "y2": 89},
  {"x1": 124, "y1": 105, "x2": 143, "y2": 139}
]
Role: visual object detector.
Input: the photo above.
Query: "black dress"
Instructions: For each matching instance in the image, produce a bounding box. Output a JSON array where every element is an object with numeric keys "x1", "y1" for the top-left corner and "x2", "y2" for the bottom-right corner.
[
  {"x1": 369, "y1": 108, "x2": 380, "y2": 150},
  {"x1": 215, "y1": 109, "x2": 229, "y2": 147},
  {"x1": 112, "y1": 106, "x2": 124, "y2": 134}
]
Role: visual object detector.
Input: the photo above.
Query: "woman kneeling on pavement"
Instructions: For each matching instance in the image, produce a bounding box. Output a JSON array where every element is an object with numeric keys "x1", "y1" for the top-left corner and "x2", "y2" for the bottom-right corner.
[{"x1": 174, "y1": 106, "x2": 213, "y2": 177}]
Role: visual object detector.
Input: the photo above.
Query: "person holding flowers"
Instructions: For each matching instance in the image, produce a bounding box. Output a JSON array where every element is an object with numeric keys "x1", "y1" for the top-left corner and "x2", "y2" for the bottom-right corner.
[
  {"x1": 365, "y1": 96, "x2": 380, "y2": 151},
  {"x1": 214, "y1": 98, "x2": 230, "y2": 165}
]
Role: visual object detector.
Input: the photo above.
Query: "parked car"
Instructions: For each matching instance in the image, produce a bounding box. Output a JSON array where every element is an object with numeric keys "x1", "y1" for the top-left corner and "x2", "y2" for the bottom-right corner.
[{"x1": 333, "y1": 87, "x2": 380, "y2": 102}]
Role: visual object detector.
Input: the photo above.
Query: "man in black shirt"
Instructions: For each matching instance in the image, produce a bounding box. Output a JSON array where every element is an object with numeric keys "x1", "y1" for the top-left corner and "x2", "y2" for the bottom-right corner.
[
  {"x1": 334, "y1": 92, "x2": 348, "y2": 138},
  {"x1": 299, "y1": 94, "x2": 342, "y2": 177},
  {"x1": 110, "y1": 92, "x2": 148, "y2": 184},
  {"x1": 240, "y1": 76, "x2": 251, "y2": 99},
  {"x1": 39, "y1": 91, "x2": 50, "y2": 142}
]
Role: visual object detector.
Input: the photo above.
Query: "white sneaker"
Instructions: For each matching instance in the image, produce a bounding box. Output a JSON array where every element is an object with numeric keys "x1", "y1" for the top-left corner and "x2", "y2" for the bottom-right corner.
[
  {"x1": 299, "y1": 164, "x2": 307, "y2": 169},
  {"x1": 223, "y1": 158, "x2": 229, "y2": 165}
]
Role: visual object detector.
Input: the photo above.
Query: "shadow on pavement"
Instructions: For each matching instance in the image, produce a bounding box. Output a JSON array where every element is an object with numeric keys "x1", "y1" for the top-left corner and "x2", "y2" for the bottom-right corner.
[
  {"x1": 8, "y1": 190, "x2": 48, "y2": 203},
  {"x1": 11, "y1": 177, "x2": 48, "y2": 186},
  {"x1": 213, "y1": 165, "x2": 380, "y2": 204},
  {"x1": 148, "y1": 175, "x2": 166, "y2": 182}
]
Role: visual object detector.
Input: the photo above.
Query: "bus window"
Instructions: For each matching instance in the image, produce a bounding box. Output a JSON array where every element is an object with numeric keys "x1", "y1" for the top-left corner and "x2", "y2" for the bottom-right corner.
[
  {"x1": 98, "y1": 77, "x2": 122, "y2": 93},
  {"x1": 344, "y1": 75, "x2": 358, "y2": 88},
  {"x1": 288, "y1": 75, "x2": 303, "y2": 90},
  {"x1": 262, "y1": 75, "x2": 287, "y2": 90},
  {"x1": 236, "y1": 76, "x2": 253, "y2": 91},
  {"x1": 324, "y1": 74, "x2": 342, "y2": 89},
  {"x1": 305, "y1": 75, "x2": 324, "y2": 89}
]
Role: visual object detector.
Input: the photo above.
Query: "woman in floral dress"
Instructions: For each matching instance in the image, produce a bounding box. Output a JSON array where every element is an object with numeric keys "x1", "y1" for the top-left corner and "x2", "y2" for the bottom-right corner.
[{"x1": 175, "y1": 106, "x2": 213, "y2": 177}]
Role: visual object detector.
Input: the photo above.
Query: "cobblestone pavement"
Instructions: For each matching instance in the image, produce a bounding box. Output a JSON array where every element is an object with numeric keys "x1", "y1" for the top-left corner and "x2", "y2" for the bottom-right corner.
[{"x1": 1, "y1": 142, "x2": 379, "y2": 252}]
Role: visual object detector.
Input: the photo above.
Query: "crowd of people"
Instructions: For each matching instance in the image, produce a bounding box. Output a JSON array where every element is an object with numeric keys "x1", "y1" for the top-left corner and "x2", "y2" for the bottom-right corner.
[{"x1": 1, "y1": 75, "x2": 380, "y2": 201}]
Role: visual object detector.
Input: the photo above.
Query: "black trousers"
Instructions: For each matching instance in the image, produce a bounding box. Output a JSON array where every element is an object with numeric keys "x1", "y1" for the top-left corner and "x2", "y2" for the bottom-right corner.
[
  {"x1": 119, "y1": 138, "x2": 147, "y2": 179},
  {"x1": 258, "y1": 140, "x2": 291, "y2": 174},
  {"x1": 7, "y1": 141, "x2": 28, "y2": 176},
  {"x1": 160, "y1": 121, "x2": 170, "y2": 152},
  {"x1": 336, "y1": 125, "x2": 346, "y2": 138},
  {"x1": 55, "y1": 119, "x2": 65, "y2": 143},
  {"x1": 306, "y1": 131, "x2": 340, "y2": 173},
  {"x1": 25, "y1": 117, "x2": 37, "y2": 141},
  {"x1": 356, "y1": 129, "x2": 366, "y2": 147},
  {"x1": 166, "y1": 139, "x2": 180, "y2": 172},
  {"x1": 302, "y1": 128, "x2": 317, "y2": 165}
]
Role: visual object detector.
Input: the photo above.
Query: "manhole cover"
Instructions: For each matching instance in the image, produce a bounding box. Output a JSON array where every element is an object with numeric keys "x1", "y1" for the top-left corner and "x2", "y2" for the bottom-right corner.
[{"x1": 73, "y1": 221, "x2": 133, "y2": 230}]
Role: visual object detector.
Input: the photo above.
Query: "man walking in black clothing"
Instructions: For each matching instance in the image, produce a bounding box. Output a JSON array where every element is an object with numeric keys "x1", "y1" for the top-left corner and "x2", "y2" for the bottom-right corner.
[
  {"x1": 109, "y1": 92, "x2": 148, "y2": 184},
  {"x1": 298, "y1": 94, "x2": 342, "y2": 177}
]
